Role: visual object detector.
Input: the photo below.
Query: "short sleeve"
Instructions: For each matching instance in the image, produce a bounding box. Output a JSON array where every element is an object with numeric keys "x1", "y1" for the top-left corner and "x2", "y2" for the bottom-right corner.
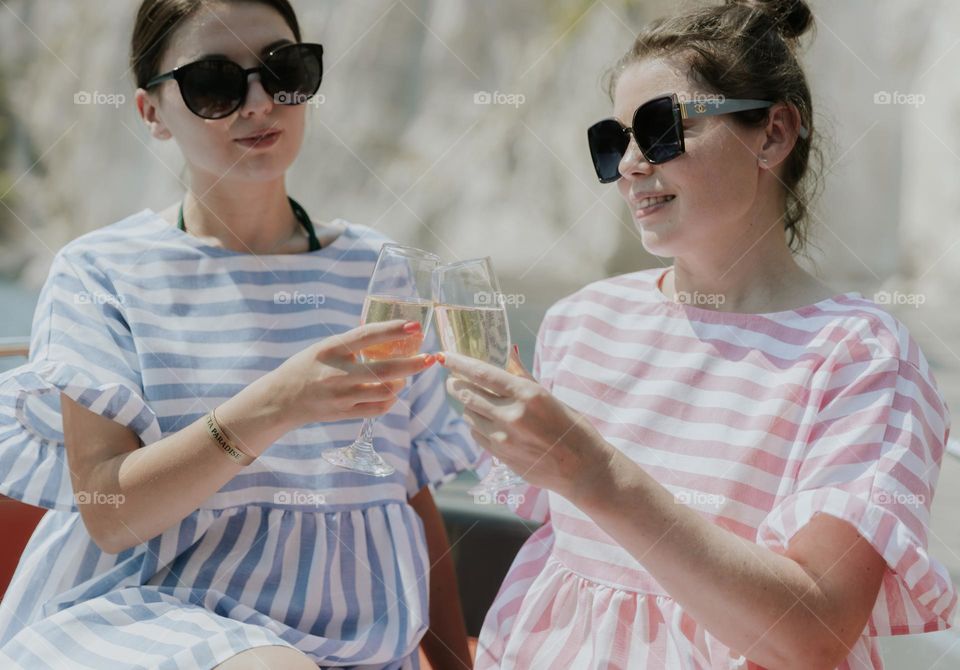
[
  {"x1": 404, "y1": 328, "x2": 482, "y2": 497},
  {"x1": 756, "y1": 356, "x2": 957, "y2": 635},
  {"x1": 0, "y1": 251, "x2": 160, "y2": 511}
]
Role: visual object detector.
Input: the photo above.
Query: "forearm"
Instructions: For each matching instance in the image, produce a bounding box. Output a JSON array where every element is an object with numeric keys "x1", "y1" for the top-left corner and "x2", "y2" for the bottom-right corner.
[
  {"x1": 86, "y1": 372, "x2": 295, "y2": 553},
  {"x1": 409, "y1": 486, "x2": 471, "y2": 669},
  {"x1": 569, "y1": 448, "x2": 839, "y2": 669}
]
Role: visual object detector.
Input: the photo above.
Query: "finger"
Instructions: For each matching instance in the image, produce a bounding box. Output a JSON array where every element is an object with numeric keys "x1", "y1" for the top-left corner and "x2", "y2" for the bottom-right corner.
[
  {"x1": 447, "y1": 377, "x2": 504, "y2": 419},
  {"x1": 349, "y1": 380, "x2": 405, "y2": 403},
  {"x1": 330, "y1": 320, "x2": 423, "y2": 357},
  {"x1": 439, "y1": 351, "x2": 517, "y2": 396},
  {"x1": 353, "y1": 353, "x2": 436, "y2": 382},
  {"x1": 506, "y1": 345, "x2": 535, "y2": 381},
  {"x1": 350, "y1": 399, "x2": 398, "y2": 419},
  {"x1": 462, "y1": 407, "x2": 509, "y2": 445}
]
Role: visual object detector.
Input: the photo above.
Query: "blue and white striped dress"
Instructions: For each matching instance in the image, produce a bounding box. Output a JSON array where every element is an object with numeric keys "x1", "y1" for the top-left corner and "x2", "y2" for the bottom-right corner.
[{"x1": 0, "y1": 209, "x2": 479, "y2": 669}]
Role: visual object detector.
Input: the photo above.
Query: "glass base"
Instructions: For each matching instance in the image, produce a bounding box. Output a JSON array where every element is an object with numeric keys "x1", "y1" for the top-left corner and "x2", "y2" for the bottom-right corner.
[
  {"x1": 322, "y1": 443, "x2": 396, "y2": 477},
  {"x1": 467, "y1": 463, "x2": 525, "y2": 496}
]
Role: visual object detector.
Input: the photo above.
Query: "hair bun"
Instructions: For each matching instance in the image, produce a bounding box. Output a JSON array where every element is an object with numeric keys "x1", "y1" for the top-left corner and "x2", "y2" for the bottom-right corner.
[{"x1": 730, "y1": 0, "x2": 814, "y2": 40}]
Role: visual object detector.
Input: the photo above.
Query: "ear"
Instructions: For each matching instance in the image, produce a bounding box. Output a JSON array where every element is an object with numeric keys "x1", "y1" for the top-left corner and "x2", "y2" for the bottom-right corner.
[
  {"x1": 135, "y1": 88, "x2": 173, "y2": 141},
  {"x1": 756, "y1": 101, "x2": 803, "y2": 170}
]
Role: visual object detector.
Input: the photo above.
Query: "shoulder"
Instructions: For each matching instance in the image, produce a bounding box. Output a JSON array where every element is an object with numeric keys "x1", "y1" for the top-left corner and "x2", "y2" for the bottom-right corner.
[
  {"x1": 333, "y1": 221, "x2": 396, "y2": 257},
  {"x1": 809, "y1": 293, "x2": 930, "y2": 372},
  {"x1": 539, "y1": 268, "x2": 663, "y2": 331}
]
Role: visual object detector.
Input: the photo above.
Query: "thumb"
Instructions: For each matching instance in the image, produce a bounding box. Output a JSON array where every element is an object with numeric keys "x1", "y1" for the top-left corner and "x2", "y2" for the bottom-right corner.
[{"x1": 506, "y1": 344, "x2": 535, "y2": 380}]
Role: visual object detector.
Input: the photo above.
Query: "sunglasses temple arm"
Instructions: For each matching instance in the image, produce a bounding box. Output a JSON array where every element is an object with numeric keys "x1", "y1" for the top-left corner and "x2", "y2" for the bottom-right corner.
[{"x1": 679, "y1": 99, "x2": 809, "y2": 139}]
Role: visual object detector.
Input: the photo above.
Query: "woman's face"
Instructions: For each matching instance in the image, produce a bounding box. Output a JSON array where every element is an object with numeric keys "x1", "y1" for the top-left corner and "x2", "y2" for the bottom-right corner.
[
  {"x1": 138, "y1": 1, "x2": 305, "y2": 185},
  {"x1": 613, "y1": 58, "x2": 768, "y2": 258}
]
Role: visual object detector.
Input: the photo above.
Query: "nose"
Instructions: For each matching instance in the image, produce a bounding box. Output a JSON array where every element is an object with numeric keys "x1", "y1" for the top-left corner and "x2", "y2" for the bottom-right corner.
[
  {"x1": 240, "y1": 72, "x2": 274, "y2": 118},
  {"x1": 618, "y1": 135, "x2": 653, "y2": 180}
]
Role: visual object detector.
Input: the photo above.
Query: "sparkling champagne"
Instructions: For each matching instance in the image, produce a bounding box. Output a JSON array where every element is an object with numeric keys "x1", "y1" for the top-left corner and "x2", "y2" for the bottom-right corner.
[
  {"x1": 360, "y1": 295, "x2": 431, "y2": 360},
  {"x1": 434, "y1": 304, "x2": 510, "y2": 368}
]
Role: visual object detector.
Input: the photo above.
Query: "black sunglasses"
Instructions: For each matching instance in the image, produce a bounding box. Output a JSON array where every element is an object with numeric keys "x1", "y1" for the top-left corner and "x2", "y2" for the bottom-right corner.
[
  {"x1": 145, "y1": 42, "x2": 324, "y2": 120},
  {"x1": 587, "y1": 93, "x2": 810, "y2": 183}
]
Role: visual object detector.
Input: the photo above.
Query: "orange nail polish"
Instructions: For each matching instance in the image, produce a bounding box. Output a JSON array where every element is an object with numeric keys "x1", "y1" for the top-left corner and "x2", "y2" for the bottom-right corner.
[
  {"x1": 423, "y1": 354, "x2": 436, "y2": 366},
  {"x1": 436, "y1": 353, "x2": 446, "y2": 365},
  {"x1": 403, "y1": 321, "x2": 421, "y2": 333}
]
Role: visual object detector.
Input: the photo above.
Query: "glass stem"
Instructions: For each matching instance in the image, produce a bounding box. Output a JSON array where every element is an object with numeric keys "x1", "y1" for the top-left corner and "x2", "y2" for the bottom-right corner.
[{"x1": 354, "y1": 418, "x2": 376, "y2": 451}]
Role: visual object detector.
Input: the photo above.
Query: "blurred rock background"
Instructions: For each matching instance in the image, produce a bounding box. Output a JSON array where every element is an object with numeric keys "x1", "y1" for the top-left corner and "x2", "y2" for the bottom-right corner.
[{"x1": 1, "y1": 0, "x2": 959, "y2": 659}]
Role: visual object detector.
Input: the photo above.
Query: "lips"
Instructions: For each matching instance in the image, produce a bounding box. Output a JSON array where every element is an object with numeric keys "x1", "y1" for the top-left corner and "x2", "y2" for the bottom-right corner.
[{"x1": 235, "y1": 128, "x2": 281, "y2": 142}]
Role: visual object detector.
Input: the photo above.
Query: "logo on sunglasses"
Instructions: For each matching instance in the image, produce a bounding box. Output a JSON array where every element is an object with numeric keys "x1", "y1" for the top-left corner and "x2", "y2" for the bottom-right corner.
[
  {"x1": 74, "y1": 90, "x2": 126, "y2": 109},
  {"x1": 473, "y1": 90, "x2": 525, "y2": 109},
  {"x1": 273, "y1": 92, "x2": 325, "y2": 108}
]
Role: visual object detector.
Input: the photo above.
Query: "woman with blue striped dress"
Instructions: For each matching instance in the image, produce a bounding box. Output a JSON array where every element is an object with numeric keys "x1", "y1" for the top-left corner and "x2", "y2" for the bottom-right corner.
[{"x1": 0, "y1": 1, "x2": 477, "y2": 668}]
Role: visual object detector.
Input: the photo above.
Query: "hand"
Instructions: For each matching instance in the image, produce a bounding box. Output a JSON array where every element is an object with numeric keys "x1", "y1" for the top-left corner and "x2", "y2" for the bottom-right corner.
[
  {"x1": 269, "y1": 319, "x2": 436, "y2": 427},
  {"x1": 439, "y1": 347, "x2": 612, "y2": 499}
]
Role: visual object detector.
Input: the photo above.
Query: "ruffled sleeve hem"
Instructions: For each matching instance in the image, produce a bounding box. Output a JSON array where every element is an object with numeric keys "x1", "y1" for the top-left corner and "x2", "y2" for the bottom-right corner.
[
  {"x1": 756, "y1": 486, "x2": 958, "y2": 635},
  {"x1": 406, "y1": 421, "x2": 482, "y2": 497},
  {"x1": 0, "y1": 358, "x2": 161, "y2": 511}
]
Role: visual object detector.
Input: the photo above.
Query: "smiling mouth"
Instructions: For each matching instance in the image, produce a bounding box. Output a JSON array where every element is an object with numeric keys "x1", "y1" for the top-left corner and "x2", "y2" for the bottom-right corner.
[{"x1": 634, "y1": 194, "x2": 676, "y2": 209}]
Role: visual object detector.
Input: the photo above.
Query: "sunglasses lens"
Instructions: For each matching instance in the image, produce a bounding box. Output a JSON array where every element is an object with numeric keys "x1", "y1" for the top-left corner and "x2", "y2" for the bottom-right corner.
[
  {"x1": 634, "y1": 97, "x2": 682, "y2": 164},
  {"x1": 263, "y1": 44, "x2": 323, "y2": 105},
  {"x1": 587, "y1": 120, "x2": 630, "y2": 183},
  {"x1": 180, "y1": 60, "x2": 245, "y2": 119}
]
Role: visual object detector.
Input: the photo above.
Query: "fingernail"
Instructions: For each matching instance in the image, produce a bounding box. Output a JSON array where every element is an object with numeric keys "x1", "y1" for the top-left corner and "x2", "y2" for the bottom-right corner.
[
  {"x1": 402, "y1": 321, "x2": 421, "y2": 333},
  {"x1": 513, "y1": 344, "x2": 520, "y2": 356},
  {"x1": 423, "y1": 354, "x2": 436, "y2": 366},
  {"x1": 436, "y1": 352, "x2": 446, "y2": 365}
]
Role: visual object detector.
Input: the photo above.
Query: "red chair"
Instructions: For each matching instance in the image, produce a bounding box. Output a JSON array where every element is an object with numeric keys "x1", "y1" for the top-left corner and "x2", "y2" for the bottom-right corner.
[{"x1": 0, "y1": 495, "x2": 46, "y2": 601}]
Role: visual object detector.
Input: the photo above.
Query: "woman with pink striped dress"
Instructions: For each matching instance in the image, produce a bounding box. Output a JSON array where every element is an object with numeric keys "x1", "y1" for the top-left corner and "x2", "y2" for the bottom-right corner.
[{"x1": 438, "y1": 0, "x2": 957, "y2": 668}]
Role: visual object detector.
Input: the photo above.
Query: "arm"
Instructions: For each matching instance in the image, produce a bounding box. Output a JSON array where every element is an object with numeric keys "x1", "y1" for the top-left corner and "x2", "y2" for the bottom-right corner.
[
  {"x1": 409, "y1": 485, "x2": 472, "y2": 670},
  {"x1": 440, "y1": 350, "x2": 885, "y2": 670},
  {"x1": 65, "y1": 320, "x2": 433, "y2": 554}
]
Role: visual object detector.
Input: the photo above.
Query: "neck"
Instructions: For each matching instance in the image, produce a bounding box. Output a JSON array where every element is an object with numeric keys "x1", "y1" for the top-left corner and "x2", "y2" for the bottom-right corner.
[
  {"x1": 182, "y1": 173, "x2": 300, "y2": 254},
  {"x1": 667, "y1": 203, "x2": 820, "y2": 313}
]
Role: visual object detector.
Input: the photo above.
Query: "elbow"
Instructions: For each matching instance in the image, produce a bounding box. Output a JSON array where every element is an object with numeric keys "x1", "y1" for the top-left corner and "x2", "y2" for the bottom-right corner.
[
  {"x1": 780, "y1": 634, "x2": 851, "y2": 670},
  {"x1": 78, "y1": 507, "x2": 136, "y2": 555}
]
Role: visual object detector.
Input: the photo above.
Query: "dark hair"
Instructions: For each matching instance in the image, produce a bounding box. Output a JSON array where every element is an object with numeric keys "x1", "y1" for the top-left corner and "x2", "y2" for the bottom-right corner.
[
  {"x1": 607, "y1": 0, "x2": 820, "y2": 252},
  {"x1": 130, "y1": 0, "x2": 302, "y2": 90}
]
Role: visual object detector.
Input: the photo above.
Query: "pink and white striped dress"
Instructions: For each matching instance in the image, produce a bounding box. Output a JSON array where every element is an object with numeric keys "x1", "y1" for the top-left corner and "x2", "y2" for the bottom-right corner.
[{"x1": 476, "y1": 267, "x2": 957, "y2": 669}]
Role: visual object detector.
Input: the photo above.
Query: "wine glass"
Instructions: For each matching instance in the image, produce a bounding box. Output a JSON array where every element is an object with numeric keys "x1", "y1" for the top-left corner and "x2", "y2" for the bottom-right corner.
[
  {"x1": 322, "y1": 243, "x2": 440, "y2": 477},
  {"x1": 433, "y1": 257, "x2": 525, "y2": 495}
]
